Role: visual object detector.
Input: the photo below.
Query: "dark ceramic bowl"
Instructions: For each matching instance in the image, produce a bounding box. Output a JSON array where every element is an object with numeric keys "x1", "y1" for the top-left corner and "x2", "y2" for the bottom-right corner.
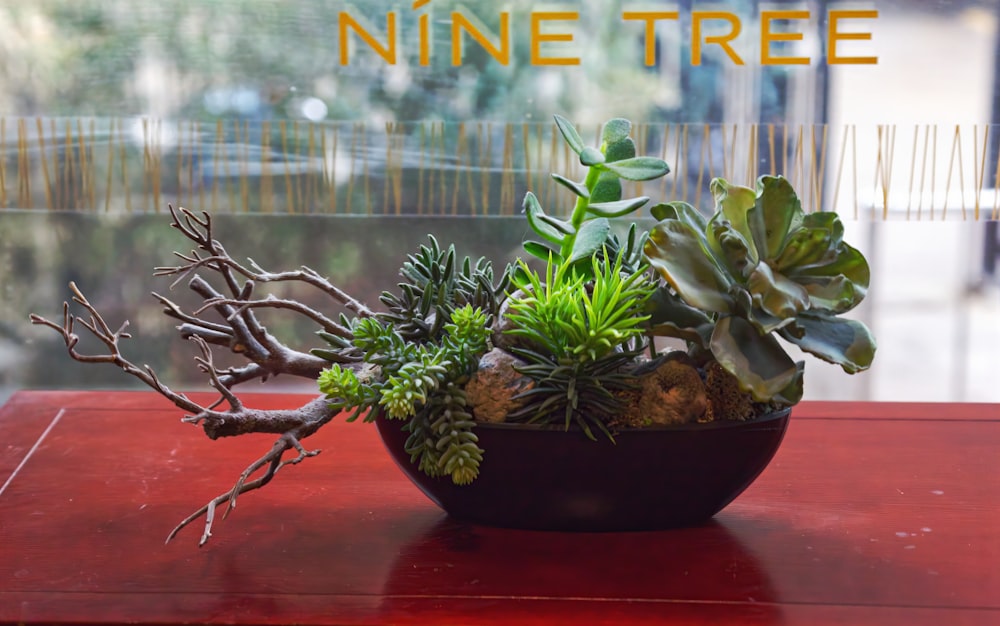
[{"x1": 375, "y1": 409, "x2": 790, "y2": 531}]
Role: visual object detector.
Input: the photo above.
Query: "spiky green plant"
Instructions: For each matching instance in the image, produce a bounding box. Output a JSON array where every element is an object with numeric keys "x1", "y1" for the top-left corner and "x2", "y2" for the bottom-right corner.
[{"x1": 502, "y1": 249, "x2": 655, "y2": 439}]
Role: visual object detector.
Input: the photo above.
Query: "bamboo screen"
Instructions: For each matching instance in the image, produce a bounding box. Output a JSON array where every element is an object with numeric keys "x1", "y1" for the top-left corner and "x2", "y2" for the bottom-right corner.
[{"x1": 2, "y1": 118, "x2": 999, "y2": 221}]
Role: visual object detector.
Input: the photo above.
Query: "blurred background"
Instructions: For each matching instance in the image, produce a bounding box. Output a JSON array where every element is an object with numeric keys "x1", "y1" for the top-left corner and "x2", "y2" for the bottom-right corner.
[{"x1": 1, "y1": 0, "x2": 998, "y2": 403}]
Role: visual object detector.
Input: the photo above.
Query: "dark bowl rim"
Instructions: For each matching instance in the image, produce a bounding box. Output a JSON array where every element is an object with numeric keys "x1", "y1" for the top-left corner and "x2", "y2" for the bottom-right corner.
[{"x1": 458, "y1": 406, "x2": 792, "y2": 433}]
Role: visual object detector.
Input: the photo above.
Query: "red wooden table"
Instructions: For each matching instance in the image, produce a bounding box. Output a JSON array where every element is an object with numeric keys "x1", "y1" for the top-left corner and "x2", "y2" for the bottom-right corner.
[{"x1": 0, "y1": 391, "x2": 997, "y2": 625}]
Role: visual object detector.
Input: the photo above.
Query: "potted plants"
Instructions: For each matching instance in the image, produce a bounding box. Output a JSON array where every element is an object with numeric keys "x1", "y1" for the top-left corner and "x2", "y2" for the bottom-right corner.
[{"x1": 30, "y1": 115, "x2": 875, "y2": 545}]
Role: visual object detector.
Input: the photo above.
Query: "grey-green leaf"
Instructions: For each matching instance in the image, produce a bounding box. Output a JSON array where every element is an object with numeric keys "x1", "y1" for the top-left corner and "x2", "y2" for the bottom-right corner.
[
  {"x1": 580, "y1": 146, "x2": 606, "y2": 166},
  {"x1": 710, "y1": 315, "x2": 800, "y2": 401},
  {"x1": 522, "y1": 192, "x2": 565, "y2": 245},
  {"x1": 601, "y1": 118, "x2": 631, "y2": 145},
  {"x1": 601, "y1": 156, "x2": 670, "y2": 181},
  {"x1": 551, "y1": 173, "x2": 590, "y2": 199},
  {"x1": 523, "y1": 240, "x2": 562, "y2": 264},
  {"x1": 586, "y1": 196, "x2": 649, "y2": 218},
  {"x1": 590, "y1": 173, "x2": 622, "y2": 204},
  {"x1": 553, "y1": 114, "x2": 585, "y2": 155},
  {"x1": 568, "y1": 218, "x2": 611, "y2": 264}
]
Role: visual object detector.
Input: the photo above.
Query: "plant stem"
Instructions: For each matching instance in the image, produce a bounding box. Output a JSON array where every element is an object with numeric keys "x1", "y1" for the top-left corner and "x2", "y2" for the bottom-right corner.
[{"x1": 560, "y1": 165, "x2": 603, "y2": 259}]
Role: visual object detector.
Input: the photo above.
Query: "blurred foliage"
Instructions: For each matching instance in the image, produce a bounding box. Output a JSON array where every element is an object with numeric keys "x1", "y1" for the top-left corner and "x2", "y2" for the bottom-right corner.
[
  {"x1": 0, "y1": 0, "x2": 838, "y2": 124},
  {"x1": 0, "y1": 0, "x2": 681, "y2": 123}
]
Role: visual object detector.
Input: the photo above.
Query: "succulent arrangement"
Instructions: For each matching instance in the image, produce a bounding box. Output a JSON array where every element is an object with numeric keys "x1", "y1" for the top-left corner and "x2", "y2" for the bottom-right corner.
[{"x1": 30, "y1": 115, "x2": 875, "y2": 544}]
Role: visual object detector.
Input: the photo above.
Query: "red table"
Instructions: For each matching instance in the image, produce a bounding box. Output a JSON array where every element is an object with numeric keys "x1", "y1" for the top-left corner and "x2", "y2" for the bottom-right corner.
[{"x1": 1, "y1": 391, "x2": 997, "y2": 625}]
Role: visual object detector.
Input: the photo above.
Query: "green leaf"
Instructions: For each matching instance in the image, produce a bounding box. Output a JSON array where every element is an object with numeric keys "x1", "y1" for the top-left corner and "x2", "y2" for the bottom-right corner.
[
  {"x1": 580, "y1": 146, "x2": 605, "y2": 166},
  {"x1": 710, "y1": 315, "x2": 800, "y2": 401},
  {"x1": 604, "y1": 137, "x2": 636, "y2": 162},
  {"x1": 601, "y1": 118, "x2": 631, "y2": 145},
  {"x1": 645, "y1": 287, "x2": 714, "y2": 347},
  {"x1": 795, "y1": 274, "x2": 866, "y2": 313},
  {"x1": 710, "y1": 177, "x2": 763, "y2": 261},
  {"x1": 523, "y1": 240, "x2": 561, "y2": 264},
  {"x1": 650, "y1": 201, "x2": 707, "y2": 233},
  {"x1": 779, "y1": 312, "x2": 877, "y2": 374},
  {"x1": 590, "y1": 172, "x2": 622, "y2": 203},
  {"x1": 644, "y1": 221, "x2": 735, "y2": 313},
  {"x1": 553, "y1": 114, "x2": 585, "y2": 154},
  {"x1": 790, "y1": 242, "x2": 871, "y2": 291},
  {"x1": 568, "y1": 218, "x2": 611, "y2": 264},
  {"x1": 773, "y1": 227, "x2": 835, "y2": 270},
  {"x1": 772, "y1": 362, "x2": 805, "y2": 406},
  {"x1": 586, "y1": 196, "x2": 649, "y2": 218},
  {"x1": 707, "y1": 218, "x2": 758, "y2": 279},
  {"x1": 601, "y1": 156, "x2": 670, "y2": 181},
  {"x1": 551, "y1": 173, "x2": 589, "y2": 199},
  {"x1": 744, "y1": 307, "x2": 798, "y2": 336},
  {"x1": 755, "y1": 175, "x2": 804, "y2": 259},
  {"x1": 746, "y1": 262, "x2": 811, "y2": 319},
  {"x1": 522, "y1": 192, "x2": 565, "y2": 245}
]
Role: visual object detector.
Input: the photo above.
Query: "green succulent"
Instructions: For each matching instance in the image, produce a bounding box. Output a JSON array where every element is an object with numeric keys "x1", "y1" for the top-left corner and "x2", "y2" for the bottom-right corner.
[
  {"x1": 643, "y1": 175, "x2": 876, "y2": 404},
  {"x1": 522, "y1": 115, "x2": 671, "y2": 275},
  {"x1": 315, "y1": 236, "x2": 505, "y2": 485},
  {"x1": 502, "y1": 249, "x2": 654, "y2": 440}
]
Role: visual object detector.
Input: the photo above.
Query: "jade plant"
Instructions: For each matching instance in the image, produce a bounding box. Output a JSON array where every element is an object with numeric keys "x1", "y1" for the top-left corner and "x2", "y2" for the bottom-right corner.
[{"x1": 29, "y1": 114, "x2": 875, "y2": 545}]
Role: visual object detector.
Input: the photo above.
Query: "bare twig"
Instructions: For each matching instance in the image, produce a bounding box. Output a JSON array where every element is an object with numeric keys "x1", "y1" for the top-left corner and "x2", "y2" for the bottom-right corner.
[
  {"x1": 195, "y1": 294, "x2": 351, "y2": 338},
  {"x1": 28, "y1": 206, "x2": 372, "y2": 544},
  {"x1": 29, "y1": 282, "x2": 206, "y2": 415},
  {"x1": 156, "y1": 205, "x2": 374, "y2": 318},
  {"x1": 165, "y1": 431, "x2": 322, "y2": 546}
]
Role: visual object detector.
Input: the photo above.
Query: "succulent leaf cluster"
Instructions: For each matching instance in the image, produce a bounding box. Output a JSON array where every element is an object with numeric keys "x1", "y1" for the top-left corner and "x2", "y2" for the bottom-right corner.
[
  {"x1": 644, "y1": 175, "x2": 876, "y2": 403},
  {"x1": 316, "y1": 238, "x2": 506, "y2": 485}
]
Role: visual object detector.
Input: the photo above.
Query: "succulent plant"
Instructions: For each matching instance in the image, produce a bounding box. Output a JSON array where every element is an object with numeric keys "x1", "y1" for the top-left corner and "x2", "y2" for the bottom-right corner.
[
  {"x1": 522, "y1": 115, "x2": 670, "y2": 275},
  {"x1": 643, "y1": 175, "x2": 876, "y2": 404}
]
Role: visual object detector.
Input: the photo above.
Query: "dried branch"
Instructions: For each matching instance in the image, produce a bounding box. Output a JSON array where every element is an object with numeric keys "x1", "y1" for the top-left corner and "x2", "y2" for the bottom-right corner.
[
  {"x1": 31, "y1": 285, "x2": 342, "y2": 544},
  {"x1": 165, "y1": 430, "x2": 324, "y2": 546},
  {"x1": 27, "y1": 206, "x2": 374, "y2": 544},
  {"x1": 29, "y1": 282, "x2": 206, "y2": 416},
  {"x1": 156, "y1": 205, "x2": 374, "y2": 318},
  {"x1": 194, "y1": 294, "x2": 351, "y2": 338}
]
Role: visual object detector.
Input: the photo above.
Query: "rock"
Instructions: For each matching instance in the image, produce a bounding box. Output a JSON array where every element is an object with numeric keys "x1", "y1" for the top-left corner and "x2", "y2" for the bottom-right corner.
[
  {"x1": 615, "y1": 358, "x2": 708, "y2": 426},
  {"x1": 704, "y1": 360, "x2": 755, "y2": 422},
  {"x1": 491, "y1": 289, "x2": 534, "y2": 354},
  {"x1": 465, "y1": 348, "x2": 535, "y2": 423}
]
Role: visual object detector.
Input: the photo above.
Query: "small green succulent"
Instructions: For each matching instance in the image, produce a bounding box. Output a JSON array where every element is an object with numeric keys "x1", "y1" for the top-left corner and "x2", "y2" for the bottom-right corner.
[
  {"x1": 502, "y1": 250, "x2": 656, "y2": 439},
  {"x1": 501, "y1": 116, "x2": 671, "y2": 438},
  {"x1": 522, "y1": 115, "x2": 670, "y2": 274},
  {"x1": 643, "y1": 175, "x2": 876, "y2": 404},
  {"x1": 315, "y1": 238, "x2": 506, "y2": 485}
]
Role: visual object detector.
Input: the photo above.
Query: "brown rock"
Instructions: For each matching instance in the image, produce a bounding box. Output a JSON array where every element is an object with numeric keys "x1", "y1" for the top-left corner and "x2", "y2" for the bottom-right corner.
[
  {"x1": 615, "y1": 358, "x2": 708, "y2": 427},
  {"x1": 704, "y1": 360, "x2": 755, "y2": 422},
  {"x1": 465, "y1": 348, "x2": 535, "y2": 423}
]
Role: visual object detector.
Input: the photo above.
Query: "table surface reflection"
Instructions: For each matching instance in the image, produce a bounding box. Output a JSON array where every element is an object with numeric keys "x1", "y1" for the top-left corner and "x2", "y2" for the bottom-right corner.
[{"x1": 1, "y1": 391, "x2": 997, "y2": 625}]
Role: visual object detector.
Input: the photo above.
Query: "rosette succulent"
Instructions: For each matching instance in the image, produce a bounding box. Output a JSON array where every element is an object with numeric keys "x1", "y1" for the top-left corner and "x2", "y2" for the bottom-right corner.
[{"x1": 644, "y1": 175, "x2": 876, "y2": 404}]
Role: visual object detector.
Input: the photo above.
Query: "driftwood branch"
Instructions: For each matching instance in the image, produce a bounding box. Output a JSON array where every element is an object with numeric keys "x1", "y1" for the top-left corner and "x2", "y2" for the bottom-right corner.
[
  {"x1": 154, "y1": 205, "x2": 374, "y2": 319},
  {"x1": 29, "y1": 206, "x2": 371, "y2": 545}
]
